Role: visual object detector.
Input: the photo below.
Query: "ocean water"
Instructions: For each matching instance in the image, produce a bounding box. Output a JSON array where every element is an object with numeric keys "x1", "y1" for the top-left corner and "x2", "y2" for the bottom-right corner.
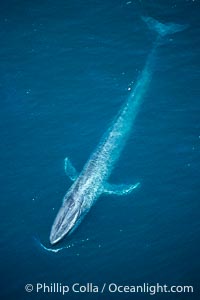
[{"x1": 0, "y1": 0, "x2": 200, "y2": 299}]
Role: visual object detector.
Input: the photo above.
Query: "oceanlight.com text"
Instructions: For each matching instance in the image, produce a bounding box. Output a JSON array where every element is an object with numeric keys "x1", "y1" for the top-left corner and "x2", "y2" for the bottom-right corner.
[{"x1": 25, "y1": 282, "x2": 194, "y2": 295}]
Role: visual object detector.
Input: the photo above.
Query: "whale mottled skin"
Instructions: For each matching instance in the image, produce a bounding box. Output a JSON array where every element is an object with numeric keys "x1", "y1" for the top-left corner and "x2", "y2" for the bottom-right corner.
[{"x1": 49, "y1": 17, "x2": 188, "y2": 245}]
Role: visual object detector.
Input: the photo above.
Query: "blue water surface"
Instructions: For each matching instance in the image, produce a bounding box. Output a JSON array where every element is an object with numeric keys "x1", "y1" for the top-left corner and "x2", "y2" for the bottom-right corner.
[{"x1": 0, "y1": 0, "x2": 200, "y2": 299}]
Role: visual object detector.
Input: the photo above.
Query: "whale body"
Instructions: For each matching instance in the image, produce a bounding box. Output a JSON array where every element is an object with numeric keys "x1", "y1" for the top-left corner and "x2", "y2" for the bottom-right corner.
[{"x1": 49, "y1": 17, "x2": 188, "y2": 245}]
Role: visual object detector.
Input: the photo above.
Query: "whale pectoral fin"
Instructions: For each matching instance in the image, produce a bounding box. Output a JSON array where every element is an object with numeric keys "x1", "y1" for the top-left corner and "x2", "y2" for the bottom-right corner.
[
  {"x1": 64, "y1": 157, "x2": 78, "y2": 181},
  {"x1": 103, "y1": 182, "x2": 140, "y2": 196}
]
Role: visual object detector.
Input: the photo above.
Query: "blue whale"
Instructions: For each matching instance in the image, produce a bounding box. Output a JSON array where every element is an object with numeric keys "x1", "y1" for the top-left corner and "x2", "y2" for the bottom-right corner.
[{"x1": 50, "y1": 17, "x2": 188, "y2": 245}]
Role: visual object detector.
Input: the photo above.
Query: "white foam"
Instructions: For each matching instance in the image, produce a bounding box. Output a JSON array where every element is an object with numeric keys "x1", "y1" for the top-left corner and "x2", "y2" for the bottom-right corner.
[{"x1": 34, "y1": 236, "x2": 90, "y2": 254}]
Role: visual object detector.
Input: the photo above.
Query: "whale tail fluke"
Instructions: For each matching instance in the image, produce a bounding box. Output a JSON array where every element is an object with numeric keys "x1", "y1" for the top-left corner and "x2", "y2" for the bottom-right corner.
[{"x1": 142, "y1": 16, "x2": 189, "y2": 37}]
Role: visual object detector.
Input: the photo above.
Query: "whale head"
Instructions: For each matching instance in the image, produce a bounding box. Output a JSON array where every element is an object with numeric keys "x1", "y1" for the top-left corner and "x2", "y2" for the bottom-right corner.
[{"x1": 49, "y1": 192, "x2": 81, "y2": 245}]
